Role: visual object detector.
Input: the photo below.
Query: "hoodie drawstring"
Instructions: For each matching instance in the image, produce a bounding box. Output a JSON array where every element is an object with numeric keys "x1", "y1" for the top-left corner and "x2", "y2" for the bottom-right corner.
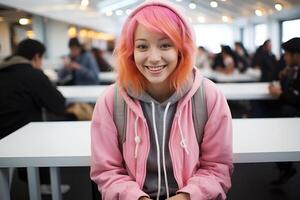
[
  {"x1": 151, "y1": 102, "x2": 162, "y2": 200},
  {"x1": 178, "y1": 112, "x2": 190, "y2": 155},
  {"x1": 162, "y1": 102, "x2": 171, "y2": 199},
  {"x1": 134, "y1": 116, "x2": 140, "y2": 158},
  {"x1": 135, "y1": 103, "x2": 188, "y2": 199}
]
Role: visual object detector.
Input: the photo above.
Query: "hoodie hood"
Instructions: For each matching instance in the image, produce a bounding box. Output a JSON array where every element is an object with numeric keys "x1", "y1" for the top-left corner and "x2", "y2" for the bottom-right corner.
[
  {"x1": 127, "y1": 74, "x2": 194, "y2": 106},
  {"x1": 119, "y1": 68, "x2": 203, "y2": 118},
  {"x1": 0, "y1": 56, "x2": 31, "y2": 71},
  {"x1": 126, "y1": 0, "x2": 196, "y2": 43}
]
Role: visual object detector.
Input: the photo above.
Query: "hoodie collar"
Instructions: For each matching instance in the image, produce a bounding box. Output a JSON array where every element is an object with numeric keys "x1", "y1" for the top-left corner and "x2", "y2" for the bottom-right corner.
[
  {"x1": 0, "y1": 56, "x2": 31, "y2": 71},
  {"x1": 126, "y1": 73, "x2": 194, "y2": 106},
  {"x1": 119, "y1": 67, "x2": 203, "y2": 118}
]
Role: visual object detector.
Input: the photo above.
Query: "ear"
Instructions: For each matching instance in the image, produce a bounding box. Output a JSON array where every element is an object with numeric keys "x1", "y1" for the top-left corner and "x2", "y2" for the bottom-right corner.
[
  {"x1": 294, "y1": 52, "x2": 300, "y2": 61},
  {"x1": 31, "y1": 54, "x2": 40, "y2": 69}
]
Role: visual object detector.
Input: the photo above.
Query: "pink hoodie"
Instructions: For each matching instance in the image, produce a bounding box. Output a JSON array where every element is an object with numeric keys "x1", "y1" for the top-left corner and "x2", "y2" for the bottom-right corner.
[{"x1": 91, "y1": 68, "x2": 233, "y2": 200}]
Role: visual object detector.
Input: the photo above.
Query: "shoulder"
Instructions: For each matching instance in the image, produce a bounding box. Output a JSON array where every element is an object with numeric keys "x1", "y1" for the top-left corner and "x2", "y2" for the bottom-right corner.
[
  {"x1": 30, "y1": 68, "x2": 52, "y2": 83},
  {"x1": 94, "y1": 84, "x2": 115, "y2": 114},
  {"x1": 203, "y1": 77, "x2": 219, "y2": 94},
  {"x1": 203, "y1": 78, "x2": 228, "y2": 114}
]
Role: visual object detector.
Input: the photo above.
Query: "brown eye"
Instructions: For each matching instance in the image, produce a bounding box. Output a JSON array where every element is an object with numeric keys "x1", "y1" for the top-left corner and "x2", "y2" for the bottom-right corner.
[
  {"x1": 160, "y1": 43, "x2": 172, "y2": 50},
  {"x1": 136, "y1": 44, "x2": 148, "y2": 51}
]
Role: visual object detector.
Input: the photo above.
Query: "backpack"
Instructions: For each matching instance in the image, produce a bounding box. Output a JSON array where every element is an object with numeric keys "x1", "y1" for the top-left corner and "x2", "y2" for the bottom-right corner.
[{"x1": 113, "y1": 79, "x2": 207, "y2": 151}]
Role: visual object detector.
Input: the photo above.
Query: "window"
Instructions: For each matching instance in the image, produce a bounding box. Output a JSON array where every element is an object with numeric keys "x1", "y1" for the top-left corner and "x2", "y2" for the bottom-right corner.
[
  {"x1": 193, "y1": 24, "x2": 233, "y2": 53},
  {"x1": 281, "y1": 18, "x2": 300, "y2": 42},
  {"x1": 254, "y1": 24, "x2": 268, "y2": 47}
]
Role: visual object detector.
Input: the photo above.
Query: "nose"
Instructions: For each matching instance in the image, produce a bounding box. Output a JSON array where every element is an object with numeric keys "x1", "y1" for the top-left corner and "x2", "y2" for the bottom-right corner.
[{"x1": 148, "y1": 47, "x2": 161, "y2": 64}]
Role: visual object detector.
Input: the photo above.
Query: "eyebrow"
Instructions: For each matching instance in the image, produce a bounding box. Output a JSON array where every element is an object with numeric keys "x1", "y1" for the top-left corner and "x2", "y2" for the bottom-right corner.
[{"x1": 135, "y1": 37, "x2": 170, "y2": 42}]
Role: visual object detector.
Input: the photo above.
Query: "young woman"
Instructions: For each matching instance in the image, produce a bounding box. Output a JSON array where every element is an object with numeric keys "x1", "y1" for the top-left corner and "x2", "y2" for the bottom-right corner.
[{"x1": 90, "y1": 1, "x2": 233, "y2": 199}]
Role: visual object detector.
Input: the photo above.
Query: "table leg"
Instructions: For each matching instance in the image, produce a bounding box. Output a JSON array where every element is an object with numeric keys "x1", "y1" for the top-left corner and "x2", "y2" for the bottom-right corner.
[
  {"x1": 50, "y1": 167, "x2": 62, "y2": 200},
  {"x1": 27, "y1": 167, "x2": 41, "y2": 200},
  {"x1": 0, "y1": 168, "x2": 10, "y2": 200}
]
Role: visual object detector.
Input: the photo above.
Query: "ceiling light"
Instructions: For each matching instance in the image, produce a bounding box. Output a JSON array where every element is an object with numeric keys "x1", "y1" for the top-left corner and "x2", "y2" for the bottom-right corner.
[
  {"x1": 79, "y1": 29, "x2": 88, "y2": 38},
  {"x1": 26, "y1": 30, "x2": 35, "y2": 39},
  {"x1": 106, "y1": 10, "x2": 113, "y2": 16},
  {"x1": 176, "y1": 0, "x2": 183, "y2": 2},
  {"x1": 68, "y1": 27, "x2": 77, "y2": 37},
  {"x1": 275, "y1": 3, "x2": 283, "y2": 11},
  {"x1": 197, "y1": 16, "x2": 206, "y2": 23},
  {"x1": 255, "y1": 9, "x2": 263, "y2": 16},
  {"x1": 221, "y1": 0, "x2": 226, "y2": 1},
  {"x1": 19, "y1": 18, "x2": 30, "y2": 25},
  {"x1": 126, "y1": 9, "x2": 132, "y2": 15},
  {"x1": 115, "y1": 9, "x2": 123, "y2": 16},
  {"x1": 210, "y1": 1, "x2": 218, "y2": 8},
  {"x1": 189, "y1": 2, "x2": 197, "y2": 9},
  {"x1": 222, "y1": 15, "x2": 230, "y2": 22},
  {"x1": 80, "y1": 0, "x2": 89, "y2": 7}
]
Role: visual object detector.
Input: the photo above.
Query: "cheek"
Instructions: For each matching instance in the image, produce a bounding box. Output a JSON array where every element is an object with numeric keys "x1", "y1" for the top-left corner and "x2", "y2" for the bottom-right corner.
[
  {"x1": 166, "y1": 50, "x2": 179, "y2": 65},
  {"x1": 133, "y1": 51, "x2": 145, "y2": 66}
]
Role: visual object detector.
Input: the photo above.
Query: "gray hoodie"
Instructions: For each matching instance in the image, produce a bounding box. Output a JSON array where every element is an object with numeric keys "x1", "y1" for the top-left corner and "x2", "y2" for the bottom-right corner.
[{"x1": 127, "y1": 76, "x2": 194, "y2": 198}]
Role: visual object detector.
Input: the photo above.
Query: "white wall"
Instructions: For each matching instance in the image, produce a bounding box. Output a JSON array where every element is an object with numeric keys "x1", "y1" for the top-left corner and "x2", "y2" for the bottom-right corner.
[
  {"x1": 43, "y1": 18, "x2": 69, "y2": 68},
  {"x1": 0, "y1": 21, "x2": 11, "y2": 60}
]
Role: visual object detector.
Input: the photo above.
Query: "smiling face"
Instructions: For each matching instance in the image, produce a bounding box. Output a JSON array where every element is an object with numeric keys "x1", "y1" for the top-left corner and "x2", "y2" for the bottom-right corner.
[{"x1": 133, "y1": 24, "x2": 179, "y2": 90}]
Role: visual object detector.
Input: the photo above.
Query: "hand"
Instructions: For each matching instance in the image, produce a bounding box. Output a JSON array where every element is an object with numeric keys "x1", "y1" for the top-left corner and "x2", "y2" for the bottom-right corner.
[
  {"x1": 64, "y1": 60, "x2": 80, "y2": 70},
  {"x1": 279, "y1": 67, "x2": 291, "y2": 79},
  {"x1": 66, "y1": 103, "x2": 93, "y2": 120},
  {"x1": 167, "y1": 193, "x2": 190, "y2": 200},
  {"x1": 268, "y1": 84, "x2": 282, "y2": 97}
]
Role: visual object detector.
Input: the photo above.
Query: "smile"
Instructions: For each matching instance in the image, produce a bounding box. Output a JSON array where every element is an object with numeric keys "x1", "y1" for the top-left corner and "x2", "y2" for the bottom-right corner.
[{"x1": 145, "y1": 65, "x2": 167, "y2": 73}]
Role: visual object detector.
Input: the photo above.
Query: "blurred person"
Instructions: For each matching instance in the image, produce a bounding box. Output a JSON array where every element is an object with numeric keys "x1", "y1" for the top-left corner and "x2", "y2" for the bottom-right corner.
[
  {"x1": 0, "y1": 38, "x2": 94, "y2": 194},
  {"x1": 212, "y1": 45, "x2": 236, "y2": 74},
  {"x1": 195, "y1": 46, "x2": 210, "y2": 69},
  {"x1": 0, "y1": 38, "x2": 82, "y2": 194},
  {"x1": 268, "y1": 37, "x2": 300, "y2": 185},
  {"x1": 91, "y1": 47, "x2": 113, "y2": 72},
  {"x1": 59, "y1": 37, "x2": 100, "y2": 85},
  {"x1": 234, "y1": 42, "x2": 250, "y2": 73},
  {"x1": 269, "y1": 37, "x2": 300, "y2": 117},
  {"x1": 0, "y1": 39, "x2": 76, "y2": 138},
  {"x1": 252, "y1": 39, "x2": 277, "y2": 82}
]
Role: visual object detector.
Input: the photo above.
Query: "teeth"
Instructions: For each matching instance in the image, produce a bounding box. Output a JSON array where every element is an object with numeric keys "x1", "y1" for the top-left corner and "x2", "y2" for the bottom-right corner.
[{"x1": 146, "y1": 65, "x2": 165, "y2": 71}]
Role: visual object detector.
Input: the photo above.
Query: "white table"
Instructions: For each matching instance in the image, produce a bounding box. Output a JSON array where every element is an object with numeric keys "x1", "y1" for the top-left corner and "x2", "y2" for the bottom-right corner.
[
  {"x1": 58, "y1": 86, "x2": 107, "y2": 103},
  {"x1": 58, "y1": 82, "x2": 274, "y2": 103},
  {"x1": 1, "y1": 118, "x2": 300, "y2": 200},
  {"x1": 98, "y1": 72, "x2": 117, "y2": 83},
  {"x1": 0, "y1": 122, "x2": 90, "y2": 200},
  {"x1": 217, "y1": 82, "x2": 274, "y2": 100},
  {"x1": 201, "y1": 68, "x2": 261, "y2": 83}
]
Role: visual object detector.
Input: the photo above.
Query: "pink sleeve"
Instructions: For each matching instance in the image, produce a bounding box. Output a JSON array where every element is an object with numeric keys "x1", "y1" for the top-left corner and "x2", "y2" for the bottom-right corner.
[
  {"x1": 90, "y1": 85, "x2": 148, "y2": 200},
  {"x1": 179, "y1": 79, "x2": 233, "y2": 200}
]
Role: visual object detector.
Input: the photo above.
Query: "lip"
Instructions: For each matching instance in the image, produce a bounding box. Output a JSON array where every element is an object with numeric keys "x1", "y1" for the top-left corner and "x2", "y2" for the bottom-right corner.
[{"x1": 145, "y1": 65, "x2": 166, "y2": 74}]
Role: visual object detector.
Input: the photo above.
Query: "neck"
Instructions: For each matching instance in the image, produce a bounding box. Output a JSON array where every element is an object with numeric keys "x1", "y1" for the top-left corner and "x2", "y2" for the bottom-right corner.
[{"x1": 145, "y1": 81, "x2": 175, "y2": 103}]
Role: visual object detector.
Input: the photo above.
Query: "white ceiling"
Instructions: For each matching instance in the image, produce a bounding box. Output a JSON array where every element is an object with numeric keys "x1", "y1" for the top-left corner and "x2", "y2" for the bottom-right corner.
[{"x1": 0, "y1": 0, "x2": 300, "y2": 35}]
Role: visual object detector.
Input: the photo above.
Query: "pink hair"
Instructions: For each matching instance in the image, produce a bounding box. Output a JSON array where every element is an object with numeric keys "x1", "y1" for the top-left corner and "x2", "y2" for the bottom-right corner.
[{"x1": 115, "y1": 5, "x2": 196, "y2": 93}]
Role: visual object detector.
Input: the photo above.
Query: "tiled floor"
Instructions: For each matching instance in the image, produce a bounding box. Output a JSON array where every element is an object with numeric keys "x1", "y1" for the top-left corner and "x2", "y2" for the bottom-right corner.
[{"x1": 10, "y1": 162, "x2": 300, "y2": 200}]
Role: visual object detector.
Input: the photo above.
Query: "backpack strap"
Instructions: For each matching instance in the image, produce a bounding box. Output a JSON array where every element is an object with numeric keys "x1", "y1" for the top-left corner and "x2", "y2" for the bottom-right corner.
[
  {"x1": 114, "y1": 79, "x2": 207, "y2": 151},
  {"x1": 113, "y1": 85, "x2": 127, "y2": 151},
  {"x1": 192, "y1": 78, "x2": 207, "y2": 146}
]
